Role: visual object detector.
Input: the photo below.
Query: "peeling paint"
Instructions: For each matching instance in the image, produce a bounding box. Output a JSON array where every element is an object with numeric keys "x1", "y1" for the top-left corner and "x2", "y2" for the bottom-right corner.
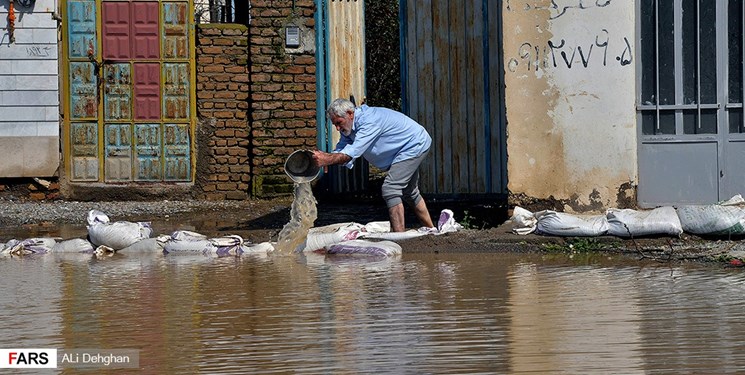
[{"x1": 503, "y1": 0, "x2": 636, "y2": 212}]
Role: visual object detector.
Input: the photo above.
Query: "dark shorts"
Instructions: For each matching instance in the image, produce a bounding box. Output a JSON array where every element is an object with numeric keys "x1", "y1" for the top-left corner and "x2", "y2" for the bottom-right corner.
[{"x1": 381, "y1": 150, "x2": 428, "y2": 208}]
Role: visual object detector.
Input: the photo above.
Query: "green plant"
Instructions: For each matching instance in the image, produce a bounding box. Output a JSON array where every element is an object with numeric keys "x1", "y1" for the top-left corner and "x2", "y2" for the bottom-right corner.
[{"x1": 460, "y1": 210, "x2": 475, "y2": 229}]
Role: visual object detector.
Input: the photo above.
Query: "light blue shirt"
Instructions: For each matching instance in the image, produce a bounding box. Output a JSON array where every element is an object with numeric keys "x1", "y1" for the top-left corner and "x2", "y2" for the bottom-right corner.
[{"x1": 334, "y1": 105, "x2": 432, "y2": 171}]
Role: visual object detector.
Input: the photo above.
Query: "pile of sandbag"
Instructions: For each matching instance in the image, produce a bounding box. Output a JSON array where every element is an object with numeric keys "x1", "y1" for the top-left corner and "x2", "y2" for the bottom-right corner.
[
  {"x1": 297, "y1": 209, "x2": 462, "y2": 257},
  {"x1": 510, "y1": 206, "x2": 683, "y2": 237},
  {"x1": 3, "y1": 208, "x2": 463, "y2": 259},
  {"x1": 510, "y1": 195, "x2": 745, "y2": 237},
  {"x1": 2, "y1": 209, "x2": 276, "y2": 258}
]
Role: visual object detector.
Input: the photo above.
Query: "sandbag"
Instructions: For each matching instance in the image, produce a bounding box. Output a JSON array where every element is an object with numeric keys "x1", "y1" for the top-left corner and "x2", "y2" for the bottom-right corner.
[
  {"x1": 435, "y1": 209, "x2": 463, "y2": 234},
  {"x1": 118, "y1": 235, "x2": 170, "y2": 253},
  {"x1": 359, "y1": 209, "x2": 462, "y2": 236},
  {"x1": 163, "y1": 230, "x2": 244, "y2": 256},
  {"x1": 325, "y1": 239, "x2": 402, "y2": 257},
  {"x1": 606, "y1": 207, "x2": 683, "y2": 237},
  {"x1": 358, "y1": 230, "x2": 428, "y2": 241},
  {"x1": 676, "y1": 205, "x2": 745, "y2": 235},
  {"x1": 240, "y1": 242, "x2": 275, "y2": 254},
  {"x1": 1, "y1": 238, "x2": 57, "y2": 256},
  {"x1": 510, "y1": 207, "x2": 538, "y2": 235},
  {"x1": 535, "y1": 210, "x2": 609, "y2": 236},
  {"x1": 52, "y1": 238, "x2": 95, "y2": 253},
  {"x1": 299, "y1": 223, "x2": 364, "y2": 253},
  {"x1": 87, "y1": 210, "x2": 153, "y2": 250}
]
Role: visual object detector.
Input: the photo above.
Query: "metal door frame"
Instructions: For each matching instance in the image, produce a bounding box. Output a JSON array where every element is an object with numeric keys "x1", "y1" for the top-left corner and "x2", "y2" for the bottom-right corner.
[{"x1": 635, "y1": 0, "x2": 741, "y2": 206}]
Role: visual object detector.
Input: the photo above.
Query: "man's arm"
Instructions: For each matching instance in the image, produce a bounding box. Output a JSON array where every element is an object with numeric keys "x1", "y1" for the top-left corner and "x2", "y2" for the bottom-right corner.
[{"x1": 312, "y1": 150, "x2": 352, "y2": 168}]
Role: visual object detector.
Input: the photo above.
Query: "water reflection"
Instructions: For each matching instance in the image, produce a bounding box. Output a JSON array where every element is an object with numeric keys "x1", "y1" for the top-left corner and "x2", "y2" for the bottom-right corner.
[{"x1": 1, "y1": 252, "x2": 744, "y2": 373}]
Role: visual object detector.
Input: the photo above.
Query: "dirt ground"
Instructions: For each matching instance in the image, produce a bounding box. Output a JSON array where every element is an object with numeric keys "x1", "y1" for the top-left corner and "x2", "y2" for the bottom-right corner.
[
  {"x1": 143, "y1": 196, "x2": 745, "y2": 266},
  {"x1": 1, "y1": 194, "x2": 742, "y2": 266}
]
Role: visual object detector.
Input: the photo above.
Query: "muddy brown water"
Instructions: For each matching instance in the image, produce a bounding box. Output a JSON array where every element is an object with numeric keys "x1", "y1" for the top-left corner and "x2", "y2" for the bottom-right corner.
[
  {"x1": 1, "y1": 251, "x2": 744, "y2": 373},
  {"x1": 2, "y1": 200, "x2": 744, "y2": 372}
]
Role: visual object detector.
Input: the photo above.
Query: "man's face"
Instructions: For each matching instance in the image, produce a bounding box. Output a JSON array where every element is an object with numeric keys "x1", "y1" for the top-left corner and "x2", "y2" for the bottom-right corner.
[{"x1": 331, "y1": 111, "x2": 354, "y2": 136}]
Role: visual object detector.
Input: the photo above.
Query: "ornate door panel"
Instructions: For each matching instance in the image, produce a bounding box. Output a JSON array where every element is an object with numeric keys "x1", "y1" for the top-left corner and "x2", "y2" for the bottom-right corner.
[
  {"x1": 134, "y1": 63, "x2": 160, "y2": 120},
  {"x1": 63, "y1": 0, "x2": 195, "y2": 183}
]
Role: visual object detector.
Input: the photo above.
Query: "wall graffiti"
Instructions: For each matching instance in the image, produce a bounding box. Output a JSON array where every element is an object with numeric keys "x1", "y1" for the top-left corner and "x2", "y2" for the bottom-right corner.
[
  {"x1": 507, "y1": 30, "x2": 632, "y2": 73},
  {"x1": 26, "y1": 46, "x2": 53, "y2": 57},
  {"x1": 506, "y1": 0, "x2": 613, "y2": 19}
]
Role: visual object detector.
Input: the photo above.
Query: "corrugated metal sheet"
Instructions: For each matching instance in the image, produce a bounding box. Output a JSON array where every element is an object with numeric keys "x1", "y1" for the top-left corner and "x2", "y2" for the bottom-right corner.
[
  {"x1": 401, "y1": 0, "x2": 506, "y2": 195},
  {"x1": 319, "y1": 0, "x2": 368, "y2": 193},
  {"x1": 326, "y1": 0, "x2": 365, "y2": 147}
]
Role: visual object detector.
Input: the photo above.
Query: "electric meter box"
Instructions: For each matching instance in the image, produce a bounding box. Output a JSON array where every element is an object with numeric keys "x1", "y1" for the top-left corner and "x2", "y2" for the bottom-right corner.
[{"x1": 285, "y1": 25, "x2": 300, "y2": 48}]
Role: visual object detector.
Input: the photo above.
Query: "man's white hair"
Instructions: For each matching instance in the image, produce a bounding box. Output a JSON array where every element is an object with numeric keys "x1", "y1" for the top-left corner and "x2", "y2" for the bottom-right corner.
[{"x1": 326, "y1": 98, "x2": 355, "y2": 118}]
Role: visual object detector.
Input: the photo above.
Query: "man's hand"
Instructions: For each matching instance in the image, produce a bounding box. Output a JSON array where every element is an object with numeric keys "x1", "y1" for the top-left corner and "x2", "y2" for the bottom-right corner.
[{"x1": 312, "y1": 150, "x2": 352, "y2": 173}]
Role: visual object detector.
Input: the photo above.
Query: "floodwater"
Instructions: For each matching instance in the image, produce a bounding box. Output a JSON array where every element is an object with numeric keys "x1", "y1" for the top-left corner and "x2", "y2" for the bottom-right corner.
[{"x1": 2, "y1": 251, "x2": 745, "y2": 373}]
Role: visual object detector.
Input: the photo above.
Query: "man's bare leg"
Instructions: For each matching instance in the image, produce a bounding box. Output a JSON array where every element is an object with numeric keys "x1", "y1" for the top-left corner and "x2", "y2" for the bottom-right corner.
[
  {"x1": 389, "y1": 203, "x2": 406, "y2": 232},
  {"x1": 413, "y1": 199, "x2": 434, "y2": 228}
]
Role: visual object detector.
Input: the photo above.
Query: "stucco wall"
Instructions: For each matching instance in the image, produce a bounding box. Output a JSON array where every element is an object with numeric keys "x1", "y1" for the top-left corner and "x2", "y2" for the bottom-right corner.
[
  {"x1": 0, "y1": 0, "x2": 60, "y2": 178},
  {"x1": 503, "y1": 0, "x2": 636, "y2": 211}
]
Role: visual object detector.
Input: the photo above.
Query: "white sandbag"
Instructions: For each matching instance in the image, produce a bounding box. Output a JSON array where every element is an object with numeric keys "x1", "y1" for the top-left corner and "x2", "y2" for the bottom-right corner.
[
  {"x1": 606, "y1": 207, "x2": 683, "y2": 237},
  {"x1": 362, "y1": 221, "x2": 391, "y2": 233},
  {"x1": 86, "y1": 210, "x2": 153, "y2": 250},
  {"x1": 435, "y1": 209, "x2": 463, "y2": 234},
  {"x1": 325, "y1": 239, "x2": 402, "y2": 256},
  {"x1": 118, "y1": 235, "x2": 170, "y2": 253},
  {"x1": 300, "y1": 209, "x2": 463, "y2": 253},
  {"x1": 360, "y1": 209, "x2": 462, "y2": 235},
  {"x1": 240, "y1": 241, "x2": 275, "y2": 254},
  {"x1": 1, "y1": 238, "x2": 57, "y2": 255},
  {"x1": 535, "y1": 210, "x2": 609, "y2": 236},
  {"x1": 299, "y1": 223, "x2": 364, "y2": 253},
  {"x1": 94, "y1": 245, "x2": 116, "y2": 256},
  {"x1": 52, "y1": 238, "x2": 95, "y2": 253},
  {"x1": 163, "y1": 230, "x2": 244, "y2": 256},
  {"x1": 358, "y1": 229, "x2": 428, "y2": 241},
  {"x1": 510, "y1": 206, "x2": 538, "y2": 235},
  {"x1": 720, "y1": 194, "x2": 745, "y2": 206},
  {"x1": 676, "y1": 205, "x2": 745, "y2": 235}
]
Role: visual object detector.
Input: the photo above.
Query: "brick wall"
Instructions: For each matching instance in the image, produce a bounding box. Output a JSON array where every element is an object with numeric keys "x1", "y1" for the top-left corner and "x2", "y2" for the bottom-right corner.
[
  {"x1": 196, "y1": 24, "x2": 251, "y2": 200},
  {"x1": 249, "y1": 0, "x2": 317, "y2": 197}
]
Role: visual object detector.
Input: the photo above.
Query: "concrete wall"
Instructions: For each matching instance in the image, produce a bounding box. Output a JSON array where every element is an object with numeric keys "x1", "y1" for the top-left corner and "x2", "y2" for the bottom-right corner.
[
  {"x1": 503, "y1": 0, "x2": 637, "y2": 212},
  {"x1": 0, "y1": 0, "x2": 60, "y2": 178}
]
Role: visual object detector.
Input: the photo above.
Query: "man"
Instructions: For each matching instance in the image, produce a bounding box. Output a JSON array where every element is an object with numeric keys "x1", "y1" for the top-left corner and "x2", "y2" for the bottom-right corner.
[{"x1": 312, "y1": 98, "x2": 435, "y2": 232}]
